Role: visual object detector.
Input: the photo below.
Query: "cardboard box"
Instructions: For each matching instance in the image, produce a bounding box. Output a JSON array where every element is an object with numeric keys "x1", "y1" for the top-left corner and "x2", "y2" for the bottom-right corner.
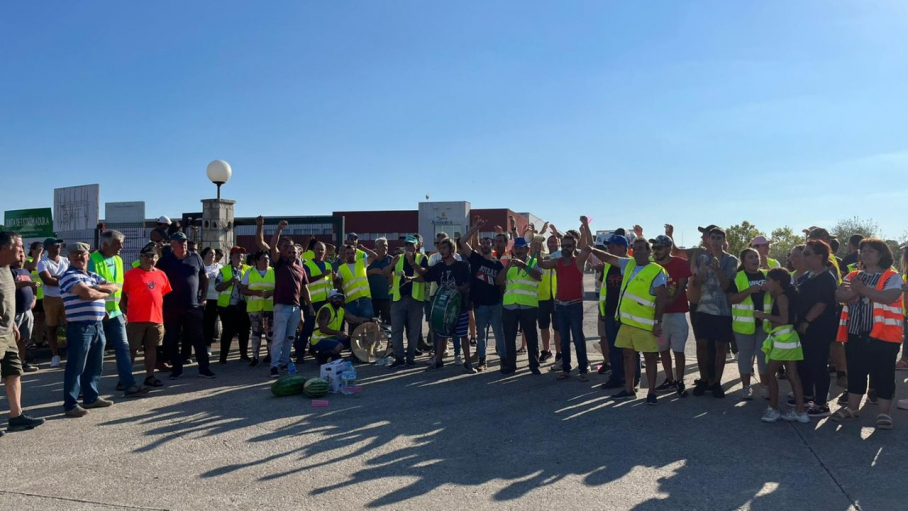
[{"x1": 320, "y1": 359, "x2": 345, "y2": 393}]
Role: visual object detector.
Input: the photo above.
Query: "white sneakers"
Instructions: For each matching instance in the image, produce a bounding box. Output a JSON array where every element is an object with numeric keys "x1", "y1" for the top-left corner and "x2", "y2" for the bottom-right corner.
[
  {"x1": 781, "y1": 409, "x2": 810, "y2": 424},
  {"x1": 740, "y1": 386, "x2": 754, "y2": 401},
  {"x1": 49, "y1": 356, "x2": 61, "y2": 368},
  {"x1": 897, "y1": 398, "x2": 908, "y2": 410},
  {"x1": 761, "y1": 407, "x2": 781, "y2": 422}
]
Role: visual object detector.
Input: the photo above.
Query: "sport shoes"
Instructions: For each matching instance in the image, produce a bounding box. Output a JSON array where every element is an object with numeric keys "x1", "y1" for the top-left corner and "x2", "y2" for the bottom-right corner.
[
  {"x1": 761, "y1": 407, "x2": 781, "y2": 423},
  {"x1": 269, "y1": 367, "x2": 280, "y2": 378},
  {"x1": 65, "y1": 406, "x2": 89, "y2": 418},
  {"x1": 782, "y1": 409, "x2": 810, "y2": 423},
  {"x1": 539, "y1": 351, "x2": 553, "y2": 363},
  {"x1": 711, "y1": 383, "x2": 725, "y2": 398},
  {"x1": 739, "y1": 386, "x2": 754, "y2": 401},
  {"x1": 123, "y1": 386, "x2": 151, "y2": 398},
  {"x1": 597, "y1": 363, "x2": 611, "y2": 375},
  {"x1": 693, "y1": 380, "x2": 708, "y2": 396},
  {"x1": 646, "y1": 393, "x2": 657, "y2": 406},
  {"x1": 425, "y1": 361, "x2": 444, "y2": 372},
  {"x1": 611, "y1": 389, "x2": 636, "y2": 400},
  {"x1": 83, "y1": 398, "x2": 114, "y2": 409},
  {"x1": 7, "y1": 413, "x2": 45, "y2": 431},
  {"x1": 554, "y1": 353, "x2": 562, "y2": 364},
  {"x1": 22, "y1": 363, "x2": 38, "y2": 373},
  {"x1": 807, "y1": 403, "x2": 831, "y2": 417},
  {"x1": 49, "y1": 355, "x2": 61, "y2": 368},
  {"x1": 454, "y1": 354, "x2": 462, "y2": 365},
  {"x1": 654, "y1": 379, "x2": 675, "y2": 393},
  {"x1": 463, "y1": 362, "x2": 477, "y2": 374},
  {"x1": 476, "y1": 359, "x2": 487, "y2": 372},
  {"x1": 676, "y1": 381, "x2": 688, "y2": 397}
]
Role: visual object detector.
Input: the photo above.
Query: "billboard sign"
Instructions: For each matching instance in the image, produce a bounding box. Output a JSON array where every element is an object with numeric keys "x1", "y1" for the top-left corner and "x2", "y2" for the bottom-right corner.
[{"x1": 3, "y1": 208, "x2": 54, "y2": 238}]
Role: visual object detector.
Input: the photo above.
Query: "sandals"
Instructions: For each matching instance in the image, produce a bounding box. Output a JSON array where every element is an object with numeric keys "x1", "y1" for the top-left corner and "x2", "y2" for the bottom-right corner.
[
  {"x1": 144, "y1": 376, "x2": 164, "y2": 388},
  {"x1": 556, "y1": 372, "x2": 571, "y2": 380},
  {"x1": 831, "y1": 407, "x2": 860, "y2": 422},
  {"x1": 876, "y1": 414, "x2": 893, "y2": 430}
]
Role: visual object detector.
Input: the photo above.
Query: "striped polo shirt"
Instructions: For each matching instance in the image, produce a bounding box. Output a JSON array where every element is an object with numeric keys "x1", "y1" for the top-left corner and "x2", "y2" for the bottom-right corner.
[{"x1": 59, "y1": 268, "x2": 108, "y2": 323}]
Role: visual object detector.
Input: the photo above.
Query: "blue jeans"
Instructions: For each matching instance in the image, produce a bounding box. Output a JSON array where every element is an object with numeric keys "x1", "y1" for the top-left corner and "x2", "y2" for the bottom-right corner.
[
  {"x1": 103, "y1": 315, "x2": 136, "y2": 389},
  {"x1": 556, "y1": 302, "x2": 588, "y2": 374},
  {"x1": 346, "y1": 297, "x2": 375, "y2": 320},
  {"x1": 271, "y1": 304, "x2": 301, "y2": 369},
  {"x1": 474, "y1": 304, "x2": 504, "y2": 362},
  {"x1": 63, "y1": 322, "x2": 106, "y2": 411}
]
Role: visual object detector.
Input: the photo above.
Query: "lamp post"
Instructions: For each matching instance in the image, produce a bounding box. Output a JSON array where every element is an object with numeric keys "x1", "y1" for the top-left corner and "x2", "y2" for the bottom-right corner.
[
  {"x1": 201, "y1": 160, "x2": 236, "y2": 252},
  {"x1": 206, "y1": 159, "x2": 232, "y2": 200}
]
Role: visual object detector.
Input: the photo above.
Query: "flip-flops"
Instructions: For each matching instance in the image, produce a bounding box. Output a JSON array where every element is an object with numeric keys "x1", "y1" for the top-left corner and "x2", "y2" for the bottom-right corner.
[
  {"x1": 876, "y1": 414, "x2": 893, "y2": 430},
  {"x1": 831, "y1": 407, "x2": 860, "y2": 422}
]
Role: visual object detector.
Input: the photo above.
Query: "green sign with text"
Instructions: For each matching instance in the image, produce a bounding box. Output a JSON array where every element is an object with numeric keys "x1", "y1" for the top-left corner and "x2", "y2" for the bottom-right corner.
[{"x1": 4, "y1": 208, "x2": 54, "y2": 238}]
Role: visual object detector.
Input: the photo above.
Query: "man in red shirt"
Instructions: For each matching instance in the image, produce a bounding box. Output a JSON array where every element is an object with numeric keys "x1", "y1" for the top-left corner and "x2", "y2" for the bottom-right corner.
[
  {"x1": 650, "y1": 234, "x2": 692, "y2": 397},
  {"x1": 122, "y1": 243, "x2": 172, "y2": 388}
]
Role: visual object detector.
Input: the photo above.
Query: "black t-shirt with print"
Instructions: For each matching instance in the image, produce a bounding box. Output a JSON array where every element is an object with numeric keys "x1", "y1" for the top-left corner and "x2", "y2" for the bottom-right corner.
[{"x1": 468, "y1": 252, "x2": 503, "y2": 307}]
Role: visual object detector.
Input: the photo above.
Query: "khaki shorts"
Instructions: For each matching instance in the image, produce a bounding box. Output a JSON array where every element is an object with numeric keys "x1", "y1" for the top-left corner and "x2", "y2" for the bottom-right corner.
[
  {"x1": 1, "y1": 349, "x2": 23, "y2": 378},
  {"x1": 43, "y1": 296, "x2": 66, "y2": 327},
  {"x1": 615, "y1": 324, "x2": 659, "y2": 353},
  {"x1": 126, "y1": 322, "x2": 164, "y2": 351}
]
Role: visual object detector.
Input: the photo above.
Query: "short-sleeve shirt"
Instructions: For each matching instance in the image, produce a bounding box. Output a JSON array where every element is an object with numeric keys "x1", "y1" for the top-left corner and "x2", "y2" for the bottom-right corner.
[
  {"x1": 695, "y1": 252, "x2": 739, "y2": 317},
  {"x1": 273, "y1": 257, "x2": 308, "y2": 307},
  {"x1": 0, "y1": 268, "x2": 17, "y2": 355},
  {"x1": 367, "y1": 255, "x2": 393, "y2": 301},
  {"x1": 156, "y1": 252, "x2": 206, "y2": 309},
  {"x1": 842, "y1": 271, "x2": 902, "y2": 336},
  {"x1": 468, "y1": 252, "x2": 504, "y2": 307},
  {"x1": 59, "y1": 268, "x2": 108, "y2": 323},
  {"x1": 795, "y1": 271, "x2": 837, "y2": 336},
  {"x1": 11, "y1": 268, "x2": 35, "y2": 315},
  {"x1": 614, "y1": 259, "x2": 667, "y2": 295},
  {"x1": 661, "y1": 257, "x2": 693, "y2": 313},
  {"x1": 397, "y1": 256, "x2": 428, "y2": 298},
  {"x1": 423, "y1": 260, "x2": 471, "y2": 306},
  {"x1": 122, "y1": 267, "x2": 172, "y2": 324},
  {"x1": 37, "y1": 255, "x2": 69, "y2": 298}
]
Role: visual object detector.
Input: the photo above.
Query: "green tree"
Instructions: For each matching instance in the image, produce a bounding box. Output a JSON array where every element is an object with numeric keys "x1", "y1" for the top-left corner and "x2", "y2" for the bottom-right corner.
[
  {"x1": 725, "y1": 221, "x2": 764, "y2": 260},
  {"x1": 768, "y1": 226, "x2": 801, "y2": 267},
  {"x1": 830, "y1": 216, "x2": 880, "y2": 258}
]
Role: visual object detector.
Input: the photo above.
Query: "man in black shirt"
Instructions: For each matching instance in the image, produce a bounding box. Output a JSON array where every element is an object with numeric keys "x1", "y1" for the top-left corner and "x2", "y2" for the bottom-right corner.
[
  {"x1": 156, "y1": 232, "x2": 213, "y2": 380},
  {"x1": 458, "y1": 219, "x2": 504, "y2": 371},
  {"x1": 414, "y1": 238, "x2": 473, "y2": 373}
]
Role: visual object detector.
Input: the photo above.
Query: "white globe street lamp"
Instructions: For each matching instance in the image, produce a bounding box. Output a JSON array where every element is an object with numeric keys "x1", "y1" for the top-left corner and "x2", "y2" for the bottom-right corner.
[{"x1": 206, "y1": 160, "x2": 232, "y2": 199}]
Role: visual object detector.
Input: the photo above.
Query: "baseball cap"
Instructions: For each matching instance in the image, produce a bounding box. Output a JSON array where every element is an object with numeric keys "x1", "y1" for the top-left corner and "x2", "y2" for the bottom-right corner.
[
  {"x1": 169, "y1": 231, "x2": 188, "y2": 241},
  {"x1": 750, "y1": 235, "x2": 771, "y2": 246},
  {"x1": 329, "y1": 289, "x2": 345, "y2": 299},
  {"x1": 156, "y1": 216, "x2": 172, "y2": 225},
  {"x1": 606, "y1": 235, "x2": 629, "y2": 248},
  {"x1": 649, "y1": 235, "x2": 674, "y2": 247},
  {"x1": 697, "y1": 225, "x2": 719, "y2": 233},
  {"x1": 139, "y1": 242, "x2": 158, "y2": 255},
  {"x1": 346, "y1": 232, "x2": 359, "y2": 240},
  {"x1": 513, "y1": 237, "x2": 529, "y2": 248},
  {"x1": 68, "y1": 242, "x2": 91, "y2": 254},
  {"x1": 229, "y1": 246, "x2": 247, "y2": 255},
  {"x1": 43, "y1": 237, "x2": 63, "y2": 246},
  {"x1": 405, "y1": 235, "x2": 418, "y2": 245}
]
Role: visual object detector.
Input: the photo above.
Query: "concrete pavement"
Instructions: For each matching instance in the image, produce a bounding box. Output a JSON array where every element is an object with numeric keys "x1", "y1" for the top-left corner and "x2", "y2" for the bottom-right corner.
[{"x1": 1, "y1": 276, "x2": 904, "y2": 510}]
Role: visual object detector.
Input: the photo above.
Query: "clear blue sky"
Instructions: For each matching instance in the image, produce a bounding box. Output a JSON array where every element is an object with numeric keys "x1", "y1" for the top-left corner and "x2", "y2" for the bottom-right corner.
[{"x1": 2, "y1": 2, "x2": 906, "y2": 245}]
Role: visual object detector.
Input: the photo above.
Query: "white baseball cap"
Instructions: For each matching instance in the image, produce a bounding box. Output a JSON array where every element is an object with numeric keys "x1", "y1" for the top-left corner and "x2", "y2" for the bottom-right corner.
[{"x1": 156, "y1": 216, "x2": 172, "y2": 225}]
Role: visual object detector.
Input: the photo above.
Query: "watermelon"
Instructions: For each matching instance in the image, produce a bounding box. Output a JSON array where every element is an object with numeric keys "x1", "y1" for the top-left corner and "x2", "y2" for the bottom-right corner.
[
  {"x1": 304, "y1": 378, "x2": 329, "y2": 398},
  {"x1": 271, "y1": 375, "x2": 307, "y2": 397}
]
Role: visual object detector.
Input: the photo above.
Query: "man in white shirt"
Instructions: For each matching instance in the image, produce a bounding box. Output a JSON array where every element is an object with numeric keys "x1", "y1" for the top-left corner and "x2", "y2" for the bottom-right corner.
[{"x1": 37, "y1": 237, "x2": 69, "y2": 367}]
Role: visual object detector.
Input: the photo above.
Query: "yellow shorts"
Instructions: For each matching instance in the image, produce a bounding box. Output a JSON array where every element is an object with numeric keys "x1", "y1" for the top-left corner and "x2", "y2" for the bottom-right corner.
[{"x1": 615, "y1": 324, "x2": 659, "y2": 353}]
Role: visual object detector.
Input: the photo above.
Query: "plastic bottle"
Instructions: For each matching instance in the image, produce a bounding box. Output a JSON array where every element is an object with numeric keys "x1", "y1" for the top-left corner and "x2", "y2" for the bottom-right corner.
[
  {"x1": 340, "y1": 361, "x2": 357, "y2": 395},
  {"x1": 288, "y1": 360, "x2": 297, "y2": 375}
]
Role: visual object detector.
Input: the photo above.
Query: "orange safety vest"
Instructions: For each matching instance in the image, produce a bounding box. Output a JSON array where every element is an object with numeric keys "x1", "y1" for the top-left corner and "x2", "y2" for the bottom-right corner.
[{"x1": 836, "y1": 269, "x2": 904, "y2": 343}]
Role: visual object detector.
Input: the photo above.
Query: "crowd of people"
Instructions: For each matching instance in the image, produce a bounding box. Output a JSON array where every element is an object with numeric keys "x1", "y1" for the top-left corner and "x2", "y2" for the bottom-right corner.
[{"x1": 1, "y1": 214, "x2": 907, "y2": 434}]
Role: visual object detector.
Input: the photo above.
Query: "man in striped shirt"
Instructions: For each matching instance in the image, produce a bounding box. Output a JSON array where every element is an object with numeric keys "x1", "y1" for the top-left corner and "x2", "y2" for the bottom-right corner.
[{"x1": 60, "y1": 242, "x2": 119, "y2": 417}]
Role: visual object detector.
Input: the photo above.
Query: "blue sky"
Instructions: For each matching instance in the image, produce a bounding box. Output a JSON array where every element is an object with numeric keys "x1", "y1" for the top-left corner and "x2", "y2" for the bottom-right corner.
[{"x1": 2, "y1": 1, "x2": 906, "y2": 245}]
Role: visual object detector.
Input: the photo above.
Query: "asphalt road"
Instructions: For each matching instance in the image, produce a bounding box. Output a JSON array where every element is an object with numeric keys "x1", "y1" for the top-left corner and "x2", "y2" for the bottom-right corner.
[{"x1": 1, "y1": 275, "x2": 904, "y2": 510}]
